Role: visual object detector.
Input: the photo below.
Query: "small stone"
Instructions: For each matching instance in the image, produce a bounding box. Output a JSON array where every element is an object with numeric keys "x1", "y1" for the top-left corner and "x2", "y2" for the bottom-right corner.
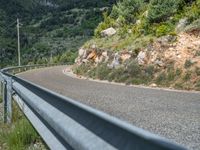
[{"x1": 101, "y1": 27, "x2": 116, "y2": 37}]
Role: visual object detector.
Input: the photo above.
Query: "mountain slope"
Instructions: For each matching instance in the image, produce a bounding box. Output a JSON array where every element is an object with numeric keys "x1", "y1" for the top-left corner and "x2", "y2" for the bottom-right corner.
[{"x1": 73, "y1": 0, "x2": 200, "y2": 91}]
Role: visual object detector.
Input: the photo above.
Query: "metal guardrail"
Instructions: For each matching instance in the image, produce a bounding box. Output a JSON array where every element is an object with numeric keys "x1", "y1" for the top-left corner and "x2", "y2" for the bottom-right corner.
[{"x1": 0, "y1": 65, "x2": 187, "y2": 150}]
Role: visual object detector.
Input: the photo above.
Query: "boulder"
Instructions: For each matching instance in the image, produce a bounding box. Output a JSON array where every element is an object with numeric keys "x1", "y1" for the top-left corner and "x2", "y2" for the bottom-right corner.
[
  {"x1": 101, "y1": 27, "x2": 116, "y2": 37},
  {"x1": 137, "y1": 51, "x2": 146, "y2": 65},
  {"x1": 78, "y1": 48, "x2": 86, "y2": 57}
]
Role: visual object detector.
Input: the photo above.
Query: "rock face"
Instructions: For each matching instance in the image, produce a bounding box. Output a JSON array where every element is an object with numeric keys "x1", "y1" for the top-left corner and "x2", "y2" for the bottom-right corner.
[
  {"x1": 140, "y1": 33, "x2": 200, "y2": 69},
  {"x1": 76, "y1": 32, "x2": 200, "y2": 72},
  {"x1": 101, "y1": 27, "x2": 116, "y2": 37}
]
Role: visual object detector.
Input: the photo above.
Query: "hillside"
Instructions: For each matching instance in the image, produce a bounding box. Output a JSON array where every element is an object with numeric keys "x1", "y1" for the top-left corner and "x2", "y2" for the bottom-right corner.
[
  {"x1": 0, "y1": 0, "x2": 116, "y2": 67},
  {"x1": 73, "y1": 0, "x2": 200, "y2": 91}
]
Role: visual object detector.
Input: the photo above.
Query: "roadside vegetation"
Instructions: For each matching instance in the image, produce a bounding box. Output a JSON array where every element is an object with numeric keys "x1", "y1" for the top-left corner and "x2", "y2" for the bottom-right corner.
[
  {"x1": 0, "y1": 102, "x2": 46, "y2": 150},
  {"x1": 73, "y1": 59, "x2": 200, "y2": 91}
]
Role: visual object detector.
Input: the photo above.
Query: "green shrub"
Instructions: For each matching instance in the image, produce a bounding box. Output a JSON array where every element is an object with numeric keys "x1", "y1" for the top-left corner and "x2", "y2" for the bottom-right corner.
[
  {"x1": 195, "y1": 51, "x2": 200, "y2": 56},
  {"x1": 195, "y1": 79, "x2": 200, "y2": 90},
  {"x1": 59, "y1": 51, "x2": 77, "y2": 64},
  {"x1": 96, "y1": 64, "x2": 111, "y2": 80},
  {"x1": 184, "y1": 71, "x2": 192, "y2": 81},
  {"x1": 156, "y1": 24, "x2": 173, "y2": 37},
  {"x1": 156, "y1": 72, "x2": 167, "y2": 85},
  {"x1": 110, "y1": 0, "x2": 144, "y2": 23},
  {"x1": 195, "y1": 67, "x2": 200, "y2": 76},
  {"x1": 176, "y1": 68, "x2": 182, "y2": 76},
  {"x1": 167, "y1": 70, "x2": 176, "y2": 81},
  {"x1": 108, "y1": 67, "x2": 126, "y2": 82},
  {"x1": 127, "y1": 60, "x2": 141, "y2": 77},
  {"x1": 145, "y1": 65, "x2": 154, "y2": 77},
  {"x1": 73, "y1": 63, "x2": 92, "y2": 76},
  {"x1": 147, "y1": 0, "x2": 184, "y2": 23},
  {"x1": 185, "y1": 0, "x2": 200, "y2": 22},
  {"x1": 174, "y1": 82, "x2": 184, "y2": 89},
  {"x1": 7, "y1": 119, "x2": 39, "y2": 150}
]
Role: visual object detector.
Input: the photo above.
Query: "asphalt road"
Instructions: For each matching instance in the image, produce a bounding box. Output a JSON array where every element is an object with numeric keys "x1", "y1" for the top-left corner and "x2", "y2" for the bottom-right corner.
[{"x1": 18, "y1": 66, "x2": 200, "y2": 150}]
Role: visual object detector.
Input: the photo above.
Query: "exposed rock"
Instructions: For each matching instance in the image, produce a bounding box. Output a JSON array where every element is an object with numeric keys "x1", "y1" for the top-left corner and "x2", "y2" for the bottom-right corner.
[
  {"x1": 87, "y1": 50, "x2": 97, "y2": 60},
  {"x1": 102, "y1": 51, "x2": 109, "y2": 62},
  {"x1": 154, "y1": 60, "x2": 164, "y2": 67},
  {"x1": 101, "y1": 27, "x2": 116, "y2": 37},
  {"x1": 143, "y1": 10, "x2": 148, "y2": 17},
  {"x1": 137, "y1": 51, "x2": 146, "y2": 65},
  {"x1": 108, "y1": 53, "x2": 120, "y2": 68},
  {"x1": 91, "y1": 44, "x2": 96, "y2": 49},
  {"x1": 121, "y1": 52, "x2": 131, "y2": 62},
  {"x1": 176, "y1": 18, "x2": 188, "y2": 33},
  {"x1": 102, "y1": 51, "x2": 108, "y2": 57},
  {"x1": 150, "y1": 83, "x2": 157, "y2": 87},
  {"x1": 136, "y1": 19, "x2": 141, "y2": 25},
  {"x1": 82, "y1": 59, "x2": 88, "y2": 63},
  {"x1": 78, "y1": 48, "x2": 86, "y2": 57}
]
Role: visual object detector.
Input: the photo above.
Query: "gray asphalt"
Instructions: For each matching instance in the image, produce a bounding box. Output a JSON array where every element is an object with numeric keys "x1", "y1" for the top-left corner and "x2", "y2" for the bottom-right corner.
[{"x1": 18, "y1": 66, "x2": 200, "y2": 150}]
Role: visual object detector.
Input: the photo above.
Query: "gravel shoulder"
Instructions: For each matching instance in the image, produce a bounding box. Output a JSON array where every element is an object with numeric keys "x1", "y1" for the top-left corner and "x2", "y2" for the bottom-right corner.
[{"x1": 18, "y1": 66, "x2": 200, "y2": 150}]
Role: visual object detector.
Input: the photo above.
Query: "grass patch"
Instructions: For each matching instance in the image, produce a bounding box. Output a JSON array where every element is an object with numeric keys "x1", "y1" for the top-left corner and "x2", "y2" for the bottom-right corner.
[{"x1": 0, "y1": 102, "x2": 46, "y2": 150}]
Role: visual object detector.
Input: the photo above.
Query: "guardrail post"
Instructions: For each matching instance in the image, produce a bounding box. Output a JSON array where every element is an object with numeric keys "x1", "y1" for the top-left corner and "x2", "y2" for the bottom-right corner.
[{"x1": 3, "y1": 77, "x2": 12, "y2": 123}]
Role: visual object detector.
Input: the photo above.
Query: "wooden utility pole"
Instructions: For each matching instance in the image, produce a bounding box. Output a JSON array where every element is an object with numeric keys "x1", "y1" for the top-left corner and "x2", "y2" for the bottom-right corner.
[{"x1": 17, "y1": 18, "x2": 21, "y2": 66}]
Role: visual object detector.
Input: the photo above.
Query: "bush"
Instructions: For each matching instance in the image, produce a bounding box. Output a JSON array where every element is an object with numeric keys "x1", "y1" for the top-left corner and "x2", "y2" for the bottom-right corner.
[
  {"x1": 73, "y1": 63, "x2": 92, "y2": 76},
  {"x1": 147, "y1": 0, "x2": 184, "y2": 23},
  {"x1": 127, "y1": 60, "x2": 141, "y2": 77},
  {"x1": 59, "y1": 51, "x2": 77, "y2": 64},
  {"x1": 145, "y1": 65, "x2": 154, "y2": 77},
  {"x1": 156, "y1": 24, "x2": 173, "y2": 37},
  {"x1": 184, "y1": 71, "x2": 192, "y2": 81},
  {"x1": 94, "y1": 12, "x2": 115, "y2": 37},
  {"x1": 195, "y1": 67, "x2": 200, "y2": 76},
  {"x1": 185, "y1": 0, "x2": 200, "y2": 22},
  {"x1": 107, "y1": 67, "x2": 126, "y2": 82},
  {"x1": 96, "y1": 64, "x2": 111, "y2": 80},
  {"x1": 110, "y1": 0, "x2": 144, "y2": 23},
  {"x1": 156, "y1": 72, "x2": 167, "y2": 85}
]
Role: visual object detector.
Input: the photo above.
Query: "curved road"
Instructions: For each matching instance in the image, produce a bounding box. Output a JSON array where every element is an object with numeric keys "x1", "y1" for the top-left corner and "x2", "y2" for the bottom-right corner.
[{"x1": 18, "y1": 66, "x2": 200, "y2": 150}]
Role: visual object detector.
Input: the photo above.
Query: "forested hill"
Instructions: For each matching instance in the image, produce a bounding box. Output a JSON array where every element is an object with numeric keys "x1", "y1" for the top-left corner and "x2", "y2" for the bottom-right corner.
[{"x1": 0, "y1": 0, "x2": 116, "y2": 67}]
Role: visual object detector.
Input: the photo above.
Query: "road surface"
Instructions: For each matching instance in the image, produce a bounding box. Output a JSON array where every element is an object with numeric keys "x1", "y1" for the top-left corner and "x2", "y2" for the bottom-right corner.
[{"x1": 18, "y1": 66, "x2": 200, "y2": 150}]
